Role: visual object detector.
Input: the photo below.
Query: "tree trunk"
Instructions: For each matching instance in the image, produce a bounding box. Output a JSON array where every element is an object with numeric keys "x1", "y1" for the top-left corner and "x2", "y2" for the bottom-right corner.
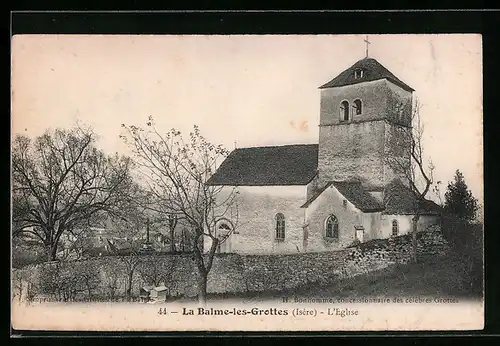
[
  {"x1": 193, "y1": 232, "x2": 217, "y2": 306},
  {"x1": 170, "y1": 228, "x2": 176, "y2": 253},
  {"x1": 46, "y1": 243, "x2": 58, "y2": 262},
  {"x1": 126, "y1": 271, "x2": 133, "y2": 301},
  {"x1": 412, "y1": 214, "x2": 420, "y2": 264},
  {"x1": 17, "y1": 281, "x2": 23, "y2": 302},
  {"x1": 197, "y1": 271, "x2": 208, "y2": 306}
]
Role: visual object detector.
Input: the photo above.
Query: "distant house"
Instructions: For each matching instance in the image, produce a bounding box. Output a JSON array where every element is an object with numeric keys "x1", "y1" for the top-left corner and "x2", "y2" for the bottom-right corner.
[{"x1": 149, "y1": 285, "x2": 168, "y2": 302}]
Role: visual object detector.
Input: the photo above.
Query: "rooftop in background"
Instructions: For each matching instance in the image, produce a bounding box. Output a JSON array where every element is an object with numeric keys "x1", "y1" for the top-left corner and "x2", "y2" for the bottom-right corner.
[
  {"x1": 319, "y1": 57, "x2": 414, "y2": 92},
  {"x1": 206, "y1": 144, "x2": 318, "y2": 186}
]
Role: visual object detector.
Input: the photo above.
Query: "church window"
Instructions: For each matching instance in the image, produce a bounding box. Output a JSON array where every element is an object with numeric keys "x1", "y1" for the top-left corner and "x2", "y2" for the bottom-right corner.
[
  {"x1": 354, "y1": 68, "x2": 364, "y2": 79},
  {"x1": 219, "y1": 223, "x2": 231, "y2": 231},
  {"x1": 325, "y1": 215, "x2": 339, "y2": 240},
  {"x1": 353, "y1": 99, "x2": 362, "y2": 115},
  {"x1": 217, "y1": 220, "x2": 234, "y2": 237},
  {"x1": 275, "y1": 213, "x2": 285, "y2": 241},
  {"x1": 392, "y1": 219, "x2": 399, "y2": 237},
  {"x1": 340, "y1": 101, "x2": 350, "y2": 122}
]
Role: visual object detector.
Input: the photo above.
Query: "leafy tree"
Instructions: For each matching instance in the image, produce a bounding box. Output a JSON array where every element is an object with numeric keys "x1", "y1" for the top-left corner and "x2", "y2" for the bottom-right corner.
[
  {"x1": 12, "y1": 123, "x2": 135, "y2": 261},
  {"x1": 444, "y1": 170, "x2": 479, "y2": 222}
]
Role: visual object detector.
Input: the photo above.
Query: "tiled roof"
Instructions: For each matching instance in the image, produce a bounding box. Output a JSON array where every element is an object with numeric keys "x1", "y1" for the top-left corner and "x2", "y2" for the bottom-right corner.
[
  {"x1": 301, "y1": 181, "x2": 384, "y2": 212},
  {"x1": 301, "y1": 180, "x2": 440, "y2": 215},
  {"x1": 332, "y1": 181, "x2": 385, "y2": 212},
  {"x1": 319, "y1": 58, "x2": 414, "y2": 92},
  {"x1": 206, "y1": 144, "x2": 318, "y2": 186},
  {"x1": 383, "y1": 180, "x2": 441, "y2": 215}
]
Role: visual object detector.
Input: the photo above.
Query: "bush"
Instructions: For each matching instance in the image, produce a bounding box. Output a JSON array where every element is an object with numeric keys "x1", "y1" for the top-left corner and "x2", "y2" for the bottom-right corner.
[
  {"x1": 347, "y1": 238, "x2": 361, "y2": 248},
  {"x1": 441, "y1": 215, "x2": 483, "y2": 296},
  {"x1": 38, "y1": 261, "x2": 101, "y2": 301}
]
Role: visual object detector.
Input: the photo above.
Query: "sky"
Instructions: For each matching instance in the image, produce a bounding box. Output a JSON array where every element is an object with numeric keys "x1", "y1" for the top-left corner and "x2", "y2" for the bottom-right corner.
[{"x1": 11, "y1": 34, "x2": 483, "y2": 203}]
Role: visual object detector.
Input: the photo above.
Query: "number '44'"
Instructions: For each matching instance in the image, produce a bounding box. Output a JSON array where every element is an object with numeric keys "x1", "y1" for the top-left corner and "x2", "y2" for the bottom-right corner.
[{"x1": 158, "y1": 308, "x2": 167, "y2": 315}]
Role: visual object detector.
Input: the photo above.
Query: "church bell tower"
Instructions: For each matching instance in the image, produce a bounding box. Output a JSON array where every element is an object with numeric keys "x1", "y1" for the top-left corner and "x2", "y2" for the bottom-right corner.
[{"x1": 317, "y1": 45, "x2": 414, "y2": 193}]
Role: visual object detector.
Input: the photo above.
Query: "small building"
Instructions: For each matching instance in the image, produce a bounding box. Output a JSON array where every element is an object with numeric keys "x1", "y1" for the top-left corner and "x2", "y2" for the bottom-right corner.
[
  {"x1": 150, "y1": 285, "x2": 168, "y2": 302},
  {"x1": 139, "y1": 285, "x2": 154, "y2": 302}
]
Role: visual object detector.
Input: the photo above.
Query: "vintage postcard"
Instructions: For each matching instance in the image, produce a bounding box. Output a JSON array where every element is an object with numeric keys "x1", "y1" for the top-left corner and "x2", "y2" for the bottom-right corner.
[{"x1": 11, "y1": 34, "x2": 484, "y2": 332}]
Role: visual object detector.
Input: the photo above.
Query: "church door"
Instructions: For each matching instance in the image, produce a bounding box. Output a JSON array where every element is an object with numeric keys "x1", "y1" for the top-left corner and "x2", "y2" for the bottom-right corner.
[
  {"x1": 219, "y1": 236, "x2": 231, "y2": 253},
  {"x1": 217, "y1": 221, "x2": 232, "y2": 253}
]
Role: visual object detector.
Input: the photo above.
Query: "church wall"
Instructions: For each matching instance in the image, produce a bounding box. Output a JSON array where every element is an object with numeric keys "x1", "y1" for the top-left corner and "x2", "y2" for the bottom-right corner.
[
  {"x1": 318, "y1": 80, "x2": 413, "y2": 190},
  {"x1": 383, "y1": 122, "x2": 412, "y2": 186},
  {"x1": 383, "y1": 81, "x2": 413, "y2": 185},
  {"x1": 361, "y1": 212, "x2": 383, "y2": 241},
  {"x1": 380, "y1": 214, "x2": 441, "y2": 238},
  {"x1": 205, "y1": 185, "x2": 308, "y2": 254},
  {"x1": 318, "y1": 120, "x2": 387, "y2": 189},
  {"x1": 386, "y1": 81, "x2": 413, "y2": 126},
  {"x1": 319, "y1": 79, "x2": 390, "y2": 126},
  {"x1": 304, "y1": 185, "x2": 364, "y2": 251},
  {"x1": 306, "y1": 173, "x2": 319, "y2": 200}
]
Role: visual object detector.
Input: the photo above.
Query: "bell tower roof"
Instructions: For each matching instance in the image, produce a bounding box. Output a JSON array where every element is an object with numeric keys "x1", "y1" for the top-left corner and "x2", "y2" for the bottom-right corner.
[{"x1": 319, "y1": 57, "x2": 414, "y2": 92}]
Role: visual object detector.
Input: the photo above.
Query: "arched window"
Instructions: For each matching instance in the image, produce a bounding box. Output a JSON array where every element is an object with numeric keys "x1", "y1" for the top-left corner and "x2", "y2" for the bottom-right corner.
[
  {"x1": 325, "y1": 215, "x2": 339, "y2": 240},
  {"x1": 353, "y1": 99, "x2": 362, "y2": 115},
  {"x1": 392, "y1": 219, "x2": 399, "y2": 237},
  {"x1": 339, "y1": 101, "x2": 350, "y2": 122},
  {"x1": 219, "y1": 223, "x2": 231, "y2": 231},
  {"x1": 217, "y1": 221, "x2": 233, "y2": 238},
  {"x1": 275, "y1": 213, "x2": 285, "y2": 241}
]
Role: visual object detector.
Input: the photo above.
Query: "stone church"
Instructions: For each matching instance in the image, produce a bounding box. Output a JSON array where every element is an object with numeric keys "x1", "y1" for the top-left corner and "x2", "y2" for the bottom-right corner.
[{"x1": 205, "y1": 56, "x2": 441, "y2": 254}]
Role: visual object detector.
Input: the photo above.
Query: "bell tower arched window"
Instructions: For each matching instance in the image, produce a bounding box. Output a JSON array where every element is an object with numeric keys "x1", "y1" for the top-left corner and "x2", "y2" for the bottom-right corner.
[
  {"x1": 340, "y1": 101, "x2": 350, "y2": 122},
  {"x1": 353, "y1": 99, "x2": 362, "y2": 115}
]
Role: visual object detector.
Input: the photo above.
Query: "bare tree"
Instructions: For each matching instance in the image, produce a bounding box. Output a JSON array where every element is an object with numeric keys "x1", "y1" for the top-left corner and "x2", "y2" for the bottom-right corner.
[
  {"x1": 385, "y1": 98, "x2": 436, "y2": 263},
  {"x1": 12, "y1": 270, "x2": 25, "y2": 302},
  {"x1": 121, "y1": 117, "x2": 239, "y2": 305},
  {"x1": 166, "y1": 214, "x2": 178, "y2": 253},
  {"x1": 137, "y1": 256, "x2": 170, "y2": 288},
  {"x1": 12, "y1": 124, "x2": 135, "y2": 261},
  {"x1": 74, "y1": 262, "x2": 101, "y2": 299},
  {"x1": 107, "y1": 204, "x2": 146, "y2": 301},
  {"x1": 432, "y1": 181, "x2": 444, "y2": 207}
]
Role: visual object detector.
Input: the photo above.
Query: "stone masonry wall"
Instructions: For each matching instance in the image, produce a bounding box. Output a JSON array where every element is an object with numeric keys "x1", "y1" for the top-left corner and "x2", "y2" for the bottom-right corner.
[
  {"x1": 14, "y1": 229, "x2": 448, "y2": 301},
  {"x1": 206, "y1": 186, "x2": 307, "y2": 254},
  {"x1": 318, "y1": 79, "x2": 413, "y2": 190},
  {"x1": 318, "y1": 120, "x2": 387, "y2": 189}
]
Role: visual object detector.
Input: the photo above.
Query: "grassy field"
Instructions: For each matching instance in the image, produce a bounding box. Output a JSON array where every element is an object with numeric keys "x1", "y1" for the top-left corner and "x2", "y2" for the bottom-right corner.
[
  {"x1": 302, "y1": 253, "x2": 482, "y2": 299},
  {"x1": 207, "y1": 250, "x2": 483, "y2": 303}
]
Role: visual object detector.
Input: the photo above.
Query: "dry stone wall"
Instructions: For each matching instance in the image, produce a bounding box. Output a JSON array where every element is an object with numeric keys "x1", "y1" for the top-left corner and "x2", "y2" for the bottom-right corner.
[{"x1": 14, "y1": 228, "x2": 448, "y2": 301}]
